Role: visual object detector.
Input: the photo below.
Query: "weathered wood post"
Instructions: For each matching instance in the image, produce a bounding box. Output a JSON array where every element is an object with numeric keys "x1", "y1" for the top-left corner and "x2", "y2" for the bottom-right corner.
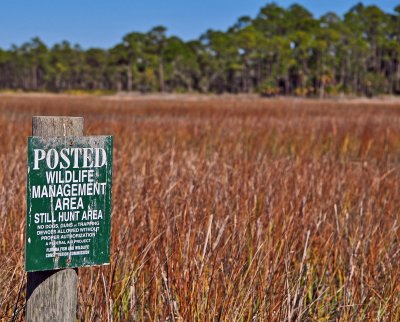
[
  {"x1": 27, "y1": 116, "x2": 83, "y2": 322},
  {"x1": 25, "y1": 116, "x2": 113, "y2": 321}
]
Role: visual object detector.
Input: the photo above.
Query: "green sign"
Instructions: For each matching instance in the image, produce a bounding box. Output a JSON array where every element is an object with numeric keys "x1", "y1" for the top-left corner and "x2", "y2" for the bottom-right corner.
[{"x1": 25, "y1": 136, "x2": 113, "y2": 272}]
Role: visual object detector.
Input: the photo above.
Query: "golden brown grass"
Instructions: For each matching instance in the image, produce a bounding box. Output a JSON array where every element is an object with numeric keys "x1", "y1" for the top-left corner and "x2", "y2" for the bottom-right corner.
[{"x1": 1, "y1": 95, "x2": 400, "y2": 321}]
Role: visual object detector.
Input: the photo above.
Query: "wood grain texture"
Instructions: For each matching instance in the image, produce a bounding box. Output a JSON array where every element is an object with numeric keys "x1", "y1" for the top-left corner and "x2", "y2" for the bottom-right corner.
[
  {"x1": 26, "y1": 269, "x2": 78, "y2": 322},
  {"x1": 32, "y1": 116, "x2": 84, "y2": 137},
  {"x1": 26, "y1": 116, "x2": 83, "y2": 322}
]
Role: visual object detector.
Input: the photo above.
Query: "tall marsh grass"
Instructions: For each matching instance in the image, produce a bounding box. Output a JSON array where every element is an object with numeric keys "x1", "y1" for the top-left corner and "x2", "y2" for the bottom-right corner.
[{"x1": 1, "y1": 95, "x2": 400, "y2": 320}]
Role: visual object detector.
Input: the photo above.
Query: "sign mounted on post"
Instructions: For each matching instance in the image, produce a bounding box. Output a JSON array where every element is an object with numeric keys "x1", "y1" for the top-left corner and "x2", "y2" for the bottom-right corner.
[{"x1": 26, "y1": 136, "x2": 113, "y2": 272}]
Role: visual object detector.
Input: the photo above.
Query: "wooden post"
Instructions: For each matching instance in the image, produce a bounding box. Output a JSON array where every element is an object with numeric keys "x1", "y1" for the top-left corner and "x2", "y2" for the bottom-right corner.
[{"x1": 26, "y1": 116, "x2": 83, "y2": 322}]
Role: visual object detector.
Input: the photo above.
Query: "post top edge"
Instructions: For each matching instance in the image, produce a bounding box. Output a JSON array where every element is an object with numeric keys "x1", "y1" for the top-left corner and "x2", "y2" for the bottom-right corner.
[{"x1": 32, "y1": 116, "x2": 83, "y2": 119}]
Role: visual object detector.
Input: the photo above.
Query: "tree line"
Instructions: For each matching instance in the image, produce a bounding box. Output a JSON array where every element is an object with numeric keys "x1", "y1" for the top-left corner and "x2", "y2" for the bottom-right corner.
[{"x1": 0, "y1": 3, "x2": 399, "y2": 97}]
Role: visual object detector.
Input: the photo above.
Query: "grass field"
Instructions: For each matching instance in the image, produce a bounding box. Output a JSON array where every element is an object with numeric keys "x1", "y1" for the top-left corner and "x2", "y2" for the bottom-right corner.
[{"x1": 1, "y1": 94, "x2": 400, "y2": 321}]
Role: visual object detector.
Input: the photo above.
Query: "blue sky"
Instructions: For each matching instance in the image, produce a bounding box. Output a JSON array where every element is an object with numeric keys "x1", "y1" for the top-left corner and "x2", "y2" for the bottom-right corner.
[{"x1": 0, "y1": 0, "x2": 398, "y2": 49}]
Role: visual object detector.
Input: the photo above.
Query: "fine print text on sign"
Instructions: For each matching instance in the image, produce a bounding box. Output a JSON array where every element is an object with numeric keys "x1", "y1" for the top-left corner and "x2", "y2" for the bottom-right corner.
[{"x1": 26, "y1": 136, "x2": 113, "y2": 272}]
